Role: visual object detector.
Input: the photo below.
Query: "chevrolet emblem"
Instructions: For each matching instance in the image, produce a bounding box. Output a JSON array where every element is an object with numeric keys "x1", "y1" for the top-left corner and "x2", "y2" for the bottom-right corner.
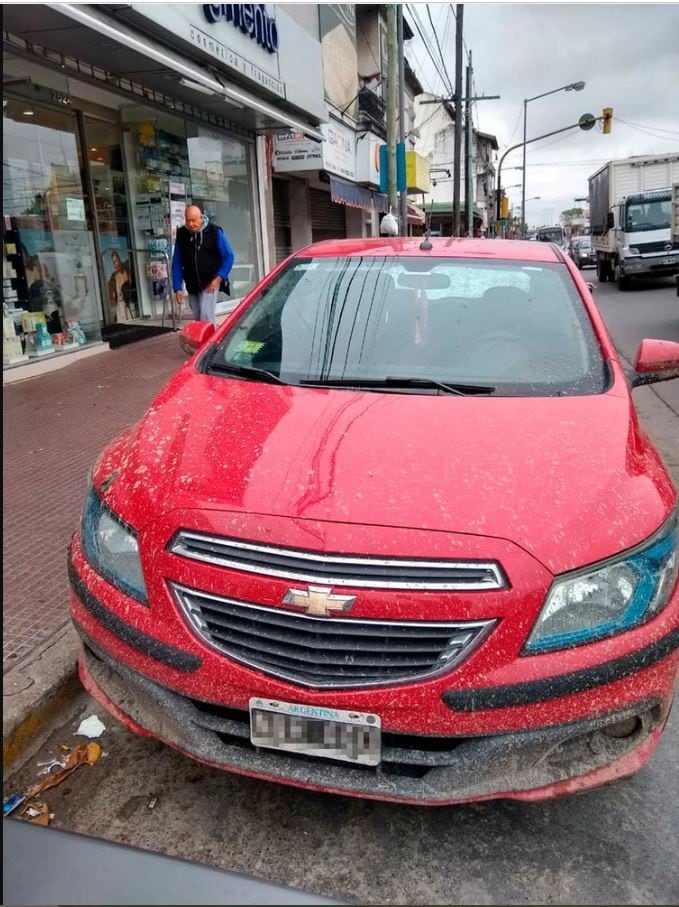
[{"x1": 283, "y1": 585, "x2": 356, "y2": 617}]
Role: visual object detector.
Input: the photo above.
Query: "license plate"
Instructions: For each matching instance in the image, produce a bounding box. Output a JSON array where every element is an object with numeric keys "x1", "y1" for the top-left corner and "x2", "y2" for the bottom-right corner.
[{"x1": 249, "y1": 698, "x2": 381, "y2": 766}]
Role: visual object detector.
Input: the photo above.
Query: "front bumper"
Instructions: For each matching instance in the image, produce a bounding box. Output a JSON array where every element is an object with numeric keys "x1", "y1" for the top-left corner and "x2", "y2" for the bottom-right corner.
[
  {"x1": 76, "y1": 630, "x2": 669, "y2": 805},
  {"x1": 623, "y1": 255, "x2": 679, "y2": 275},
  {"x1": 69, "y1": 523, "x2": 679, "y2": 804}
]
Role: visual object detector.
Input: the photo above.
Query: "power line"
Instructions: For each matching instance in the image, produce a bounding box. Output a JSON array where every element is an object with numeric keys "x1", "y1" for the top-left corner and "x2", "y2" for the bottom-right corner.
[
  {"x1": 408, "y1": 4, "x2": 454, "y2": 97},
  {"x1": 615, "y1": 119, "x2": 679, "y2": 142},
  {"x1": 426, "y1": 4, "x2": 454, "y2": 97},
  {"x1": 616, "y1": 118, "x2": 679, "y2": 137}
]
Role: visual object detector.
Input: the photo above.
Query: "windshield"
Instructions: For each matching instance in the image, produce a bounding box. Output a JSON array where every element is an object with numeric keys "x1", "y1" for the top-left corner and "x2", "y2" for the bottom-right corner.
[
  {"x1": 209, "y1": 256, "x2": 607, "y2": 397},
  {"x1": 625, "y1": 197, "x2": 671, "y2": 233}
]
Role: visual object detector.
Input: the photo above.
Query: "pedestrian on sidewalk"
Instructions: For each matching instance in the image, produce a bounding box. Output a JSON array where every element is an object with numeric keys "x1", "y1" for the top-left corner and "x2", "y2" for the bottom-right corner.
[{"x1": 171, "y1": 205, "x2": 235, "y2": 324}]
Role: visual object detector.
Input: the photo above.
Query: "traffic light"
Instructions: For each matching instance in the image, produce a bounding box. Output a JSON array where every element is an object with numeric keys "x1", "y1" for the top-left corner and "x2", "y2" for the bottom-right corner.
[
  {"x1": 602, "y1": 107, "x2": 613, "y2": 134},
  {"x1": 500, "y1": 195, "x2": 510, "y2": 219}
]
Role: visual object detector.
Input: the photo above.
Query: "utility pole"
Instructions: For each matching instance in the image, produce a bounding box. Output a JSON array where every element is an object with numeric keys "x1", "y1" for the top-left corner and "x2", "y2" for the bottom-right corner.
[
  {"x1": 386, "y1": 5, "x2": 398, "y2": 221},
  {"x1": 452, "y1": 4, "x2": 463, "y2": 236},
  {"x1": 465, "y1": 51, "x2": 473, "y2": 237},
  {"x1": 397, "y1": 4, "x2": 407, "y2": 236}
]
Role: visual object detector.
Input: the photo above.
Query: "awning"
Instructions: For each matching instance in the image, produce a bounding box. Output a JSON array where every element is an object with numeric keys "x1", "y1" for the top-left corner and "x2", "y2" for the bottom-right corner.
[
  {"x1": 329, "y1": 177, "x2": 388, "y2": 213},
  {"x1": 51, "y1": 3, "x2": 324, "y2": 142},
  {"x1": 407, "y1": 202, "x2": 426, "y2": 226}
]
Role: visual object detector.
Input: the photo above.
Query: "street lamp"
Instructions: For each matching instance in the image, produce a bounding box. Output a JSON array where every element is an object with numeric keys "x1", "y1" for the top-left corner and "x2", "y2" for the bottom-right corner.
[{"x1": 521, "y1": 81, "x2": 585, "y2": 238}]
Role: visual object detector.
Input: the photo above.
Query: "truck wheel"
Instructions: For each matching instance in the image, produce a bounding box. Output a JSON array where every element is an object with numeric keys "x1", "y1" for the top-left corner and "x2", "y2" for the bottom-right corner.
[
  {"x1": 614, "y1": 261, "x2": 631, "y2": 291},
  {"x1": 597, "y1": 260, "x2": 609, "y2": 282}
]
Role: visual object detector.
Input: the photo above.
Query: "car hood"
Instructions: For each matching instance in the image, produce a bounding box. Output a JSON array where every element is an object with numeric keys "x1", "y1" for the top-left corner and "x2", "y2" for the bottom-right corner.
[{"x1": 98, "y1": 371, "x2": 674, "y2": 575}]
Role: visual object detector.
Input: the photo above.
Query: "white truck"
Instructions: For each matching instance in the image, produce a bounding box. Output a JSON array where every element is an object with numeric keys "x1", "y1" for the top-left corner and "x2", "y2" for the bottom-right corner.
[
  {"x1": 673, "y1": 182, "x2": 679, "y2": 295},
  {"x1": 588, "y1": 153, "x2": 679, "y2": 290}
]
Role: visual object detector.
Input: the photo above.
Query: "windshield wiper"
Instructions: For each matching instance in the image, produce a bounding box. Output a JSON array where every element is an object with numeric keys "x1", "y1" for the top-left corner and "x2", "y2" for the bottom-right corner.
[
  {"x1": 206, "y1": 361, "x2": 287, "y2": 384},
  {"x1": 385, "y1": 376, "x2": 495, "y2": 395},
  {"x1": 298, "y1": 376, "x2": 495, "y2": 395}
]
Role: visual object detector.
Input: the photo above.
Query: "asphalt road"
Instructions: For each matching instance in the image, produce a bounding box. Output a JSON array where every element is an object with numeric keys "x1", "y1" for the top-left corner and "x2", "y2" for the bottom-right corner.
[{"x1": 5, "y1": 274, "x2": 679, "y2": 906}]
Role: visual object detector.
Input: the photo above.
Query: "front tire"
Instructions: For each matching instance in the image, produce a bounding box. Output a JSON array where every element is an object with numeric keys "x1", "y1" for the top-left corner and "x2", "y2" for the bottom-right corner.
[{"x1": 614, "y1": 260, "x2": 631, "y2": 291}]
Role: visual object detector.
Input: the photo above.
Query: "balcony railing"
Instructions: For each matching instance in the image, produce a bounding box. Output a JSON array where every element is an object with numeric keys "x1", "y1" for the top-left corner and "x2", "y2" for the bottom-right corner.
[{"x1": 358, "y1": 86, "x2": 385, "y2": 129}]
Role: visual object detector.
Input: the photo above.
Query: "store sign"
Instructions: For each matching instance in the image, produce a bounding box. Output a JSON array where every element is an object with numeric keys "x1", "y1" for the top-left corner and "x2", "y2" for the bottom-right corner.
[
  {"x1": 130, "y1": 3, "x2": 325, "y2": 121},
  {"x1": 131, "y1": 3, "x2": 284, "y2": 97},
  {"x1": 320, "y1": 120, "x2": 356, "y2": 182},
  {"x1": 355, "y1": 134, "x2": 381, "y2": 186},
  {"x1": 203, "y1": 4, "x2": 279, "y2": 54},
  {"x1": 273, "y1": 120, "x2": 355, "y2": 181},
  {"x1": 273, "y1": 132, "x2": 322, "y2": 172},
  {"x1": 406, "y1": 151, "x2": 431, "y2": 193}
]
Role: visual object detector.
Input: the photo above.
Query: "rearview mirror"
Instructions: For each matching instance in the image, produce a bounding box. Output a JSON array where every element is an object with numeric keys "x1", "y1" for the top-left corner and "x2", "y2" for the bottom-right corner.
[
  {"x1": 179, "y1": 321, "x2": 215, "y2": 355},
  {"x1": 631, "y1": 338, "x2": 679, "y2": 387}
]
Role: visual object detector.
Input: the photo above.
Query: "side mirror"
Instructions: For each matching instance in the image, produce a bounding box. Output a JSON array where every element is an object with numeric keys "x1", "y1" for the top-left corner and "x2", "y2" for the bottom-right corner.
[
  {"x1": 179, "y1": 321, "x2": 215, "y2": 355},
  {"x1": 631, "y1": 338, "x2": 679, "y2": 387},
  {"x1": 606, "y1": 212, "x2": 615, "y2": 229}
]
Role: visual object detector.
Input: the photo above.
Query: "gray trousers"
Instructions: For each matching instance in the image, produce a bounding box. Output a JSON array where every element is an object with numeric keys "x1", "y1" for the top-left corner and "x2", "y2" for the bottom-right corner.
[{"x1": 187, "y1": 289, "x2": 218, "y2": 324}]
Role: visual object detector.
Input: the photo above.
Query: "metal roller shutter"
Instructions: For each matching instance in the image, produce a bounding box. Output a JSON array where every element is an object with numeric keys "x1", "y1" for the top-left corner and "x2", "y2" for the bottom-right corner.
[
  {"x1": 310, "y1": 188, "x2": 346, "y2": 243},
  {"x1": 273, "y1": 178, "x2": 292, "y2": 264}
]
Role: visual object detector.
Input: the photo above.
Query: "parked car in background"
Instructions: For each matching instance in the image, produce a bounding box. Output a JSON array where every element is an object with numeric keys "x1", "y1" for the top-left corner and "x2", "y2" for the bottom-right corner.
[{"x1": 69, "y1": 238, "x2": 679, "y2": 807}]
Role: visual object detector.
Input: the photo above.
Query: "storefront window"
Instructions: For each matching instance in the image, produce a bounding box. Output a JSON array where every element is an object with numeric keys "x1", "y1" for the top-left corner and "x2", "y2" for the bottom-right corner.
[{"x1": 3, "y1": 98, "x2": 101, "y2": 365}]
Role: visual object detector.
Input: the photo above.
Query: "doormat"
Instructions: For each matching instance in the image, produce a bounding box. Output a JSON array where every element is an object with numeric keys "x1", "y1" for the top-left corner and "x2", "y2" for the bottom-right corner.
[{"x1": 101, "y1": 324, "x2": 175, "y2": 349}]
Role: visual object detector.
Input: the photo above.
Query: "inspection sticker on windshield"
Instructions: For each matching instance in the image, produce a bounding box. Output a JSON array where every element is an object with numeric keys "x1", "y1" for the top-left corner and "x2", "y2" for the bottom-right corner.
[
  {"x1": 250, "y1": 698, "x2": 381, "y2": 765},
  {"x1": 235, "y1": 341, "x2": 265, "y2": 354},
  {"x1": 293, "y1": 262, "x2": 319, "y2": 270}
]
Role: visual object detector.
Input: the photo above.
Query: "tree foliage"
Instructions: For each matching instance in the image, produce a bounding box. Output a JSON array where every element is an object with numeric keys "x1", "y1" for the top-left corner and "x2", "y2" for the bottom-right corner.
[{"x1": 561, "y1": 207, "x2": 585, "y2": 221}]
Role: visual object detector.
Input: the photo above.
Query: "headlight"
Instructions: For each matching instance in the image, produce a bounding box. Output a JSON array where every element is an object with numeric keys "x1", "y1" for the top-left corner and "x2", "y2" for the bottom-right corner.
[
  {"x1": 81, "y1": 486, "x2": 148, "y2": 603},
  {"x1": 525, "y1": 514, "x2": 677, "y2": 654},
  {"x1": 625, "y1": 247, "x2": 640, "y2": 256}
]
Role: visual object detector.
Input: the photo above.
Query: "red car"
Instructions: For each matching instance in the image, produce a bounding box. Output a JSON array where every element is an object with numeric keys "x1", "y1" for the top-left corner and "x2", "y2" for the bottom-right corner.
[{"x1": 69, "y1": 238, "x2": 679, "y2": 805}]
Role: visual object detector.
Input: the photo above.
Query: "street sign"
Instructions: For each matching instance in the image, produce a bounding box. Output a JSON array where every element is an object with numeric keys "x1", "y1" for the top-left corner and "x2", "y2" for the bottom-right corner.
[{"x1": 578, "y1": 113, "x2": 596, "y2": 131}]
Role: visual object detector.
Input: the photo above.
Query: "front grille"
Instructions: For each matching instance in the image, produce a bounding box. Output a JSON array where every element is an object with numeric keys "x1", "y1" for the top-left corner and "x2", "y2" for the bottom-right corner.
[
  {"x1": 172, "y1": 583, "x2": 496, "y2": 689},
  {"x1": 635, "y1": 240, "x2": 679, "y2": 254},
  {"x1": 169, "y1": 532, "x2": 507, "y2": 591}
]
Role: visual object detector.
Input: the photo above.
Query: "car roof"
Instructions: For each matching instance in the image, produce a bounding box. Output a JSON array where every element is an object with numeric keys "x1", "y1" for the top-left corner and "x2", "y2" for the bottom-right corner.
[{"x1": 299, "y1": 237, "x2": 564, "y2": 263}]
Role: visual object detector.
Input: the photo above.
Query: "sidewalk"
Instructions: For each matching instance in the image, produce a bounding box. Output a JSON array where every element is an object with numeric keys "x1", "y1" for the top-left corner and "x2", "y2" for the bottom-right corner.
[{"x1": 3, "y1": 332, "x2": 187, "y2": 671}]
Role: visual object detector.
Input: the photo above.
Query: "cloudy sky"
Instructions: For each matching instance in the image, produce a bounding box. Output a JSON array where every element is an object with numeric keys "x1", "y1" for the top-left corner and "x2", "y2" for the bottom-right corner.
[{"x1": 406, "y1": 1, "x2": 679, "y2": 227}]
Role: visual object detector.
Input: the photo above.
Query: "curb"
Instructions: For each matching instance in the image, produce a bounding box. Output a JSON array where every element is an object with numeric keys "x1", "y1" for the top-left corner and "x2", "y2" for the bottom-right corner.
[{"x1": 3, "y1": 621, "x2": 82, "y2": 772}]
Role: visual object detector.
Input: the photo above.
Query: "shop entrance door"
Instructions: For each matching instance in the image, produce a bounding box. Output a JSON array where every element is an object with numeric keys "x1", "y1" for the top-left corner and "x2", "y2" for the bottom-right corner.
[{"x1": 82, "y1": 118, "x2": 137, "y2": 325}]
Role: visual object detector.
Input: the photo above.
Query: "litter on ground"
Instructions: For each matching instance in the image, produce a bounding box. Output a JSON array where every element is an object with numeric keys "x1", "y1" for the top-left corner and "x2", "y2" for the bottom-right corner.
[{"x1": 76, "y1": 714, "x2": 106, "y2": 739}]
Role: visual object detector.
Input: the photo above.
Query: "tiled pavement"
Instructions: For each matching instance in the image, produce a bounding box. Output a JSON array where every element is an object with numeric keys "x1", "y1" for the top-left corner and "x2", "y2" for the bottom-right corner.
[{"x1": 3, "y1": 333, "x2": 187, "y2": 671}]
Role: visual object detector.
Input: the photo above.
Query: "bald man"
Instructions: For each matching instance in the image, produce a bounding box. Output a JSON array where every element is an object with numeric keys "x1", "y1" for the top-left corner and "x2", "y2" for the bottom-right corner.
[{"x1": 171, "y1": 205, "x2": 234, "y2": 324}]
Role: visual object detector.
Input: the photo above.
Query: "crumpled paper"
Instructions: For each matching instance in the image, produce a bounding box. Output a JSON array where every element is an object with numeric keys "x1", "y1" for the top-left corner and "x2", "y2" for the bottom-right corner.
[{"x1": 76, "y1": 715, "x2": 106, "y2": 739}]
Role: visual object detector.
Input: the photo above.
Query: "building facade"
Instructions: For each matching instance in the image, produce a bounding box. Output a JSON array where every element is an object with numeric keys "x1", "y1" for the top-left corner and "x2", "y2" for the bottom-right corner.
[
  {"x1": 3, "y1": 3, "x2": 325, "y2": 369},
  {"x1": 414, "y1": 92, "x2": 497, "y2": 236},
  {"x1": 270, "y1": 4, "x2": 427, "y2": 261}
]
